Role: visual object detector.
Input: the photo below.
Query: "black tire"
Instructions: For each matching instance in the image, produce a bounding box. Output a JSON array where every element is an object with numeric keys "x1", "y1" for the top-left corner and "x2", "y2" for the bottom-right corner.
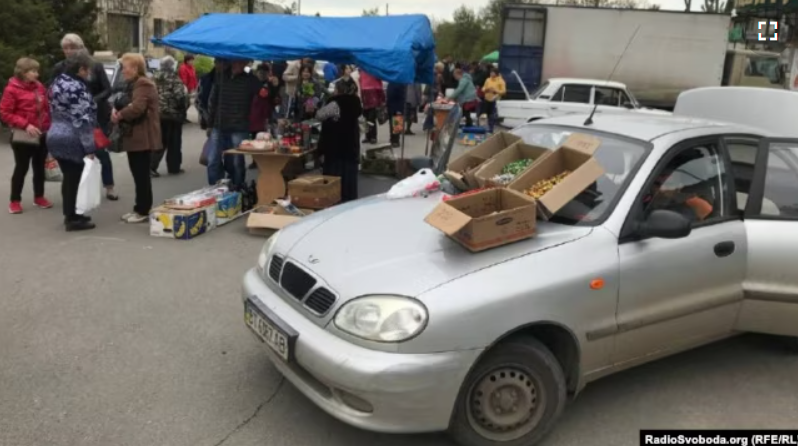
[{"x1": 449, "y1": 336, "x2": 567, "y2": 446}]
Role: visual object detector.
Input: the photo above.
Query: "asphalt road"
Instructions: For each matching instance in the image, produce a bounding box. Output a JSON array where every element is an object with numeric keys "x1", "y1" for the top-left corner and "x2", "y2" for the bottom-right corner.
[{"x1": 0, "y1": 122, "x2": 796, "y2": 446}]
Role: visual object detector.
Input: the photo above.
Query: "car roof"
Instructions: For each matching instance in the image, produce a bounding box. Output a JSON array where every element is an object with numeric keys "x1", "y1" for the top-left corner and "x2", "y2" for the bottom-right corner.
[
  {"x1": 535, "y1": 113, "x2": 765, "y2": 142},
  {"x1": 547, "y1": 78, "x2": 627, "y2": 89}
]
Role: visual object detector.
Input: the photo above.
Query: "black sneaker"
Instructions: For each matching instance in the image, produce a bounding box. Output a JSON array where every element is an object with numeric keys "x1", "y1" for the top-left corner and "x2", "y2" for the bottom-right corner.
[
  {"x1": 150, "y1": 169, "x2": 161, "y2": 178},
  {"x1": 65, "y1": 220, "x2": 96, "y2": 232}
]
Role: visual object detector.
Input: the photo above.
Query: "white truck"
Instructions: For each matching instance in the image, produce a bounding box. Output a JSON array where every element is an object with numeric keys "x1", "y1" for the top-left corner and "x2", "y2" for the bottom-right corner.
[{"x1": 499, "y1": 5, "x2": 731, "y2": 110}]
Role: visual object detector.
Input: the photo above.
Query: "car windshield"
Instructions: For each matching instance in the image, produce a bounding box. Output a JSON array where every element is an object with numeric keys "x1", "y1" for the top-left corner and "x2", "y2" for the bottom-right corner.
[{"x1": 510, "y1": 124, "x2": 651, "y2": 226}]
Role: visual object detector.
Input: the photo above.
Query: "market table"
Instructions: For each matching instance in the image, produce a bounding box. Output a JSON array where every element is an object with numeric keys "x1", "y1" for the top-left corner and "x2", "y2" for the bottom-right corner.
[{"x1": 227, "y1": 149, "x2": 315, "y2": 207}]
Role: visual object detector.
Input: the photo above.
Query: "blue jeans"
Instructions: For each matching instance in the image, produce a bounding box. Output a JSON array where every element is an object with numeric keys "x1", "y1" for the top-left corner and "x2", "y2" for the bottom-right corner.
[
  {"x1": 208, "y1": 129, "x2": 247, "y2": 187},
  {"x1": 96, "y1": 142, "x2": 114, "y2": 187}
]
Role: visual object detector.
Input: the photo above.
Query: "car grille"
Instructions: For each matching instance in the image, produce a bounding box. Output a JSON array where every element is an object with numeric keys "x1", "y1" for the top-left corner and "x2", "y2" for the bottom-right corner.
[
  {"x1": 305, "y1": 288, "x2": 337, "y2": 315},
  {"x1": 268, "y1": 255, "x2": 338, "y2": 316},
  {"x1": 280, "y1": 262, "x2": 317, "y2": 300},
  {"x1": 268, "y1": 255, "x2": 284, "y2": 282}
]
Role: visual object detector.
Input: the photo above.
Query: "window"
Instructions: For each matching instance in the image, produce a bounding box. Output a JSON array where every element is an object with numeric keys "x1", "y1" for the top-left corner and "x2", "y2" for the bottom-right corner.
[
  {"x1": 725, "y1": 138, "x2": 758, "y2": 213},
  {"x1": 593, "y1": 87, "x2": 631, "y2": 107},
  {"x1": 510, "y1": 125, "x2": 650, "y2": 226},
  {"x1": 153, "y1": 18, "x2": 164, "y2": 47},
  {"x1": 175, "y1": 20, "x2": 187, "y2": 29},
  {"x1": 530, "y1": 81, "x2": 549, "y2": 99},
  {"x1": 761, "y1": 142, "x2": 798, "y2": 218},
  {"x1": 643, "y1": 143, "x2": 727, "y2": 225},
  {"x1": 551, "y1": 85, "x2": 592, "y2": 103}
]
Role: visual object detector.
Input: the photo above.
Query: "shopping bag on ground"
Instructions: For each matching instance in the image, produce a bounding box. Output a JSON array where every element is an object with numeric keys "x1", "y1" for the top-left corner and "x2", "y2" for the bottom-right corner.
[
  {"x1": 386, "y1": 168, "x2": 440, "y2": 199},
  {"x1": 44, "y1": 156, "x2": 63, "y2": 182},
  {"x1": 76, "y1": 157, "x2": 103, "y2": 215}
]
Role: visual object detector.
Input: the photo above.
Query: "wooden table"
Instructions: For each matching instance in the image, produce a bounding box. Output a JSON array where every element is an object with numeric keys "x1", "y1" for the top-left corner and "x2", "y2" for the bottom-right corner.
[{"x1": 227, "y1": 149, "x2": 315, "y2": 207}]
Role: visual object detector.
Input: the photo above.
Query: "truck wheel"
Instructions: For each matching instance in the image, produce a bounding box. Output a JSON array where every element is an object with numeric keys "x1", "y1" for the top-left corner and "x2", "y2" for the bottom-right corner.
[{"x1": 449, "y1": 337, "x2": 567, "y2": 446}]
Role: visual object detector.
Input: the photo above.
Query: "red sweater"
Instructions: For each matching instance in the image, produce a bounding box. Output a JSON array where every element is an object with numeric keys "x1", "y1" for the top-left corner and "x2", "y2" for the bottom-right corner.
[
  {"x1": 178, "y1": 64, "x2": 198, "y2": 92},
  {"x1": 0, "y1": 77, "x2": 51, "y2": 131}
]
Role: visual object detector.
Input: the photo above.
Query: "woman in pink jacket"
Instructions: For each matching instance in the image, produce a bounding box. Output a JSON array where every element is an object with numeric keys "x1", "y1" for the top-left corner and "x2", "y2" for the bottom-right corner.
[
  {"x1": 358, "y1": 70, "x2": 385, "y2": 144},
  {"x1": 0, "y1": 57, "x2": 53, "y2": 214}
]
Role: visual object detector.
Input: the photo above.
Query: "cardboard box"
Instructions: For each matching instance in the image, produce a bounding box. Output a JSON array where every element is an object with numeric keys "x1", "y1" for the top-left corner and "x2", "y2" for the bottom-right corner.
[
  {"x1": 215, "y1": 191, "x2": 242, "y2": 226},
  {"x1": 444, "y1": 132, "x2": 522, "y2": 190},
  {"x1": 474, "y1": 143, "x2": 552, "y2": 188},
  {"x1": 444, "y1": 155, "x2": 488, "y2": 191},
  {"x1": 507, "y1": 133, "x2": 605, "y2": 220},
  {"x1": 246, "y1": 206, "x2": 316, "y2": 234},
  {"x1": 287, "y1": 175, "x2": 341, "y2": 209},
  {"x1": 424, "y1": 188, "x2": 537, "y2": 252},
  {"x1": 150, "y1": 205, "x2": 217, "y2": 240}
]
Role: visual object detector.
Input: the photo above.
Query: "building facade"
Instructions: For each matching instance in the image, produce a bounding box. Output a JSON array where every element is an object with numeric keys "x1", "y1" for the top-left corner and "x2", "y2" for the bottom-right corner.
[{"x1": 95, "y1": 0, "x2": 286, "y2": 56}]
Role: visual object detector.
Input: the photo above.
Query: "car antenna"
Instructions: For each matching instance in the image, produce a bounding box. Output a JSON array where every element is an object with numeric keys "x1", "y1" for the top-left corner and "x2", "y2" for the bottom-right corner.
[{"x1": 584, "y1": 25, "x2": 641, "y2": 126}]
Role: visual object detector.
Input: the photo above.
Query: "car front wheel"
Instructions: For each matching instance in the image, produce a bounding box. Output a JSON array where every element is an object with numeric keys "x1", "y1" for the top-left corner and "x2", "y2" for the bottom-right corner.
[{"x1": 449, "y1": 337, "x2": 567, "y2": 446}]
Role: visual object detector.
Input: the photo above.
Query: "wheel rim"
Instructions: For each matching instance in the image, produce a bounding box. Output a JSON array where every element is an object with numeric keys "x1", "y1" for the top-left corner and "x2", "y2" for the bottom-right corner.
[{"x1": 466, "y1": 367, "x2": 545, "y2": 442}]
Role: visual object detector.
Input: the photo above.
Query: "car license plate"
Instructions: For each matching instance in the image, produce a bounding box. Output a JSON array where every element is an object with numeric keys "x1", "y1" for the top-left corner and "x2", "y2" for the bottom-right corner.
[{"x1": 245, "y1": 303, "x2": 291, "y2": 362}]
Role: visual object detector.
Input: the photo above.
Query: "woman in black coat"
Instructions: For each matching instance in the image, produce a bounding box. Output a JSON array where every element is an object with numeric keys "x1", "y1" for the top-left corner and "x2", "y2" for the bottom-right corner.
[{"x1": 315, "y1": 80, "x2": 362, "y2": 203}]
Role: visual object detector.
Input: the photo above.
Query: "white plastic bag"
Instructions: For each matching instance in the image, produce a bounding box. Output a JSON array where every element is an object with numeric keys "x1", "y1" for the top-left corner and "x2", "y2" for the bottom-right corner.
[
  {"x1": 386, "y1": 168, "x2": 441, "y2": 199},
  {"x1": 76, "y1": 157, "x2": 103, "y2": 215}
]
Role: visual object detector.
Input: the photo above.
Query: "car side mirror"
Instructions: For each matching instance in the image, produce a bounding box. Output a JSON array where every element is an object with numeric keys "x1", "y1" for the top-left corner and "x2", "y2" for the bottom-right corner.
[
  {"x1": 636, "y1": 210, "x2": 692, "y2": 239},
  {"x1": 622, "y1": 102, "x2": 635, "y2": 109}
]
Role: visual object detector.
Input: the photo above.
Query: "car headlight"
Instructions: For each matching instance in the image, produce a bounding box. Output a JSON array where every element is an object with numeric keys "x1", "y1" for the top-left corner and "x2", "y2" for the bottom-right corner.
[
  {"x1": 256, "y1": 232, "x2": 280, "y2": 274},
  {"x1": 334, "y1": 295, "x2": 428, "y2": 343}
]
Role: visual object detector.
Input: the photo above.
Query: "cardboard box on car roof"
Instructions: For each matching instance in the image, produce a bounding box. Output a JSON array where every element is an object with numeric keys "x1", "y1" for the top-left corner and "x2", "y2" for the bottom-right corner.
[
  {"x1": 508, "y1": 133, "x2": 605, "y2": 220},
  {"x1": 444, "y1": 132, "x2": 522, "y2": 190},
  {"x1": 425, "y1": 188, "x2": 538, "y2": 252},
  {"x1": 474, "y1": 142, "x2": 552, "y2": 188}
]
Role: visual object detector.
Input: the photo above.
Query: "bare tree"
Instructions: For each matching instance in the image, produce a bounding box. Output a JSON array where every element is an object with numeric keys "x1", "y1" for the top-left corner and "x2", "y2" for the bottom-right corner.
[{"x1": 701, "y1": 0, "x2": 726, "y2": 12}]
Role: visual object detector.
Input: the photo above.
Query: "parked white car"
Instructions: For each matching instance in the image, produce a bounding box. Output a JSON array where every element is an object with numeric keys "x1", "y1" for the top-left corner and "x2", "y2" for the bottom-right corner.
[{"x1": 497, "y1": 77, "x2": 671, "y2": 129}]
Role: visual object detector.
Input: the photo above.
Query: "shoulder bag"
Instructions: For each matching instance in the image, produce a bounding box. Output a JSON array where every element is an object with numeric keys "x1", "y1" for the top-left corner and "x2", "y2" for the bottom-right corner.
[{"x1": 11, "y1": 90, "x2": 43, "y2": 146}]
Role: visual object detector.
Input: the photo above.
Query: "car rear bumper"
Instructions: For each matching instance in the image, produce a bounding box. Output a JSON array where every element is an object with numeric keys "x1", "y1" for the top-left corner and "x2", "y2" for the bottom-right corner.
[{"x1": 241, "y1": 268, "x2": 483, "y2": 434}]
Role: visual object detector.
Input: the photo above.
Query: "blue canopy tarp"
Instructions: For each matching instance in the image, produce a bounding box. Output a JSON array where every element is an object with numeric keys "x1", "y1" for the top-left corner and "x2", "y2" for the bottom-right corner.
[{"x1": 153, "y1": 13, "x2": 435, "y2": 84}]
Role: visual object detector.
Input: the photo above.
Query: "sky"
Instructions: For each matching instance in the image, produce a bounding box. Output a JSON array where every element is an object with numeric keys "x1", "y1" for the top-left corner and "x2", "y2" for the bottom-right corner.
[{"x1": 281, "y1": 0, "x2": 692, "y2": 20}]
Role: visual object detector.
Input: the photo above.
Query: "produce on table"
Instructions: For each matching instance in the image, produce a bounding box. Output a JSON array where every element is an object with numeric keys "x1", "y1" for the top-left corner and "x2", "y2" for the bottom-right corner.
[{"x1": 524, "y1": 171, "x2": 572, "y2": 199}]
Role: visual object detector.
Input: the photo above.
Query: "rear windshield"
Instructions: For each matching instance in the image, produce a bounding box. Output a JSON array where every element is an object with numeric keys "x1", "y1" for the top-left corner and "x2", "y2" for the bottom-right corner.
[{"x1": 510, "y1": 124, "x2": 651, "y2": 225}]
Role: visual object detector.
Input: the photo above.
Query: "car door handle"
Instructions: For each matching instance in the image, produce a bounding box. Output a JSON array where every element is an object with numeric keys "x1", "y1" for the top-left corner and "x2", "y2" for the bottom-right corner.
[
  {"x1": 714, "y1": 241, "x2": 735, "y2": 258},
  {"x1": 550, "y1": 106, "x2": 558, "y2": 110}
]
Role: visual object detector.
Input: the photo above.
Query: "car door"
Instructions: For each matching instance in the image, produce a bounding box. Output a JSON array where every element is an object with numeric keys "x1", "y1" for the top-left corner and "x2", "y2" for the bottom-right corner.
[
  {"x1": 547, "y1": 84, "x2": 593, "y2": 118},
  {"x1": 733, "y1": 138, "x2": 798, "y2": 337},
  {"x1": 612, "y1": 137, "x2": 747, "y2": 366}
]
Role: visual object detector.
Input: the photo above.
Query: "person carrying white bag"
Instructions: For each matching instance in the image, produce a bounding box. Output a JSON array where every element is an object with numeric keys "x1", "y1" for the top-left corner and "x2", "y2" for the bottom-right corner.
[{"x1": 45, "y1": 52, "x2": 99, "y2": 232}]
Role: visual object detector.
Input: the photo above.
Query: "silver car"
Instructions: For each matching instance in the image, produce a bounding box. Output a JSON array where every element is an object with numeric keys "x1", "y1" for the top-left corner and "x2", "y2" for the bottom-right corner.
[{"x1": 242, "y1": 112, "x2": 798, "y2": 446}]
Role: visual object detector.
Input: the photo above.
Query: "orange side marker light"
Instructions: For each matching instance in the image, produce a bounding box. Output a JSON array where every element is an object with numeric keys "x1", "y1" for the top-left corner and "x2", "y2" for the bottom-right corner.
[{"x1": 590, "y1": 278, "x2": 605, "y2": 290}]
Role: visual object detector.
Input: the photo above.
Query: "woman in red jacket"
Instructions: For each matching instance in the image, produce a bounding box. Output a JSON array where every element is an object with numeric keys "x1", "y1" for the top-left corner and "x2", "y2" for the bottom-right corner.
[{"x1": 0, "y1": 57, "x2": 53, "y2": 214}]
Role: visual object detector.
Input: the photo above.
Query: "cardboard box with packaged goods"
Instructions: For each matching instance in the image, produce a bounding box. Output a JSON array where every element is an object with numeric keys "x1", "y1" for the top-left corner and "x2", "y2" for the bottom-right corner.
[
  {"x1": 474, "y1": 143, "x2": 552, "y2": 188},
  {"x1": 150, "y1": 205, "x2": 217, "y2": 240},
  {"x1": 444, "y1": 132, "x2": 522, "y2": 191},
  {"x1": 287, "y1": 175, "x2": 341, "y2": 209},
  {"x1": 424, "y1": 188, "x2": 537, "y2": 252},
  {"x1": 507, "y1": 133, "x2": 605, "y2": 220}
]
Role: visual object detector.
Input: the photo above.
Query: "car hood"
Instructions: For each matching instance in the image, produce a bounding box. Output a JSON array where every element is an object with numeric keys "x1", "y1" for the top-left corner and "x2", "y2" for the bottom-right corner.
[{"x1": 275, "y1": 193, "x2": 592, "y2": 299}]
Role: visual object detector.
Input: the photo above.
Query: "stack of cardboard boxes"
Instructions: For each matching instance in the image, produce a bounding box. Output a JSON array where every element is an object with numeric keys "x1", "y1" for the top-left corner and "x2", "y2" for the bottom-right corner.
[
  {"x1": 246, "y1": 175, "x2": 341, "y2": 234},
  {"x1": 426, "y1": 131, "x2": 604, "y2": 252},
  {"x1": 150, "y1": 183, "x2": 243, "y2": 240}
]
